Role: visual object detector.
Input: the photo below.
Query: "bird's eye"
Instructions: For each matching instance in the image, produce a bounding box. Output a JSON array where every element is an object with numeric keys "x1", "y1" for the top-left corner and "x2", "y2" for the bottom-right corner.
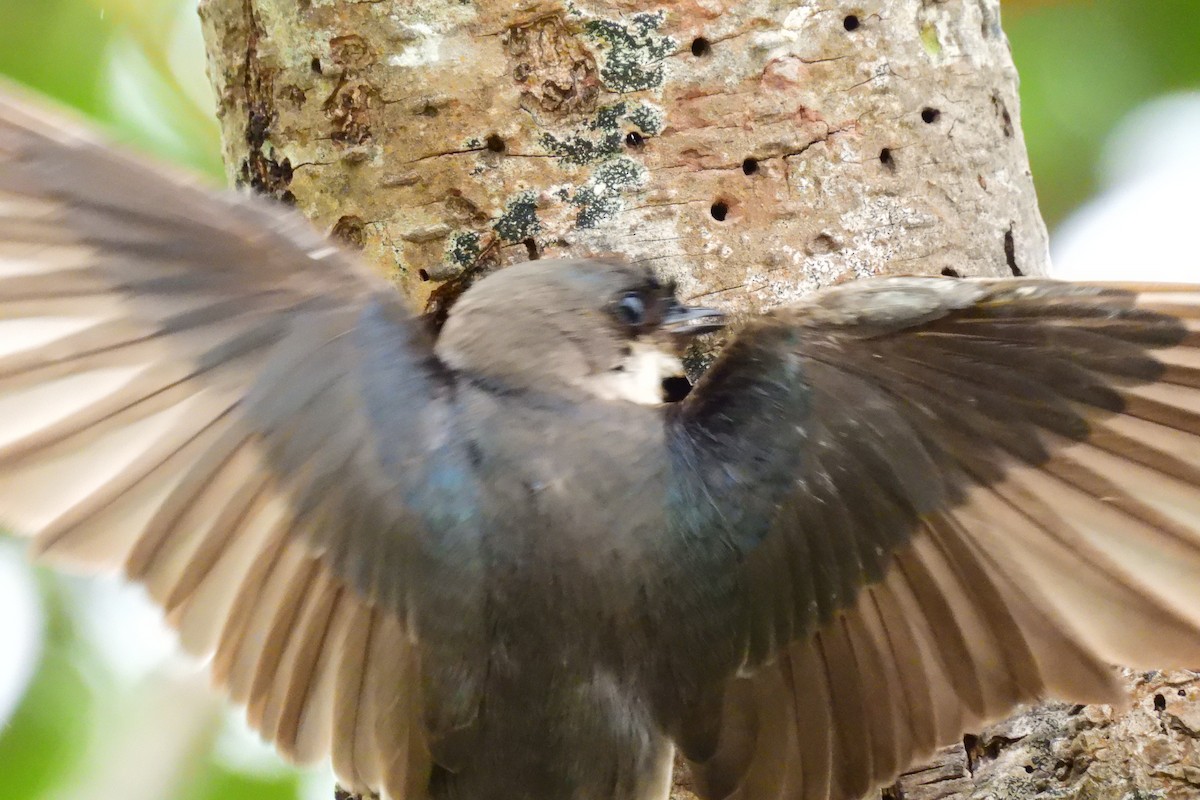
[{"x1": 615, "y1": 292, "x2": 647, "y2": 327}]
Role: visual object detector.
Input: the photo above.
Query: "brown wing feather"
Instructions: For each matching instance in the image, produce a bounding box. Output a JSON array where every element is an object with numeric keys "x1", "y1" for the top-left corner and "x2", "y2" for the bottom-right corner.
[
  {"x1": 682, "y1": 280, "x2": 1200, "y2": 800},
  {"x1": 0, "y1": 86, "x2": 436, "y2": 799}
]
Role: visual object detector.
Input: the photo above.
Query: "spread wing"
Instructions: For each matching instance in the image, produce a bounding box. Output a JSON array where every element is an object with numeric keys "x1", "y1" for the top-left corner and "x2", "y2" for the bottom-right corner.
[
  {"x1": 669, "y1": 277, "x2": 1200, "y2": 800},
  {"x1": 0, "y1": 87, "x2": 483, "y2": 799}
]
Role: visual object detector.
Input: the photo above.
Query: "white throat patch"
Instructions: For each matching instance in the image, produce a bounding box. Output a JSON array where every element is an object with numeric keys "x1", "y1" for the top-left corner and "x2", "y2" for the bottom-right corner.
[{"x1": 577, "y1": 342, "x2": 684, "y2": 405}]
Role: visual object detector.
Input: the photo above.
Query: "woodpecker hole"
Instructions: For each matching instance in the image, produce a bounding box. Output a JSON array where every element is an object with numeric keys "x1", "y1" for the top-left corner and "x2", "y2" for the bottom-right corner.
[
  {"x1": 691, "y1": 37, "x2": 711, "y2": 57},
  {"x1": 879, "y1": 147, "x2": 895, "y2": 169},
  {"x1": 809, "y1": 233, "x2": 840, "y2": 255},
  {"x1": 485, "y1": 134, "x2": 506, "y2": 153},
  {"x1": 331, "y1": 215, "x2": 366, "y2": 249},
  {"x1": 941, "y1": 267, "x2": 962, "y2": 278},
  {"x1": 742, "y1": 157, "x2": 759, "y2": 175},
  {"x1": 843, "y1": 15, "x2": 861, "y2": 31},
  {"x1": 921, "y1": 107, "x2": 941, "y2": 124},
  {"x1": 710, "y1": 200, "x2": 730, "y2": 221}
]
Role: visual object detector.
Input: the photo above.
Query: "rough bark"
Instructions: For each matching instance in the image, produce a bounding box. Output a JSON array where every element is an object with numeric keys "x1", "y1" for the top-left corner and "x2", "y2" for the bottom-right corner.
[
  {"x1": 885, "y1": 670, "x2": 1200, "y2": 800},
  {"x1": 196, "y1": 1, "x2": 1200, "y2": 798},
  {"x1": 197, "y1": 0, "x2": 1044, "y2": 319}
]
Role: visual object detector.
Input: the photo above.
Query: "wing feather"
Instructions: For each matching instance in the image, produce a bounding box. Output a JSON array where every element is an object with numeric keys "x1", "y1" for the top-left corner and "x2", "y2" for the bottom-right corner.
[
  {"x1": 0, "y1": 87, "x2": 447, "y2": 799},
  {"x1": 679, "y1": 279, "x2": 1200, "y2": 799}
]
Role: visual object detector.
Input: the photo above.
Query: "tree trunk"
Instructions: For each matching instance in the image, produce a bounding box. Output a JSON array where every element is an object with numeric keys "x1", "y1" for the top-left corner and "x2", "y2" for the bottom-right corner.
[
  {"x1": 196, "y1": 1, "x2": 1200, "y2": 798},
  {"x1": 197, "y1": 0, "x2": 1044, "y2": 314}
]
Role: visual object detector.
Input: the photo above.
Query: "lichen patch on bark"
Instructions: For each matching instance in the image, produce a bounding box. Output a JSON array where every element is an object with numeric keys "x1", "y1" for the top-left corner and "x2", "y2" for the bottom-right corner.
[
  {"x1": 201, "y1": 0, "x2": 1049, "y2": 319},
  {"x1": 583, "y1": 11, "x2": 675, "y2": 93}
]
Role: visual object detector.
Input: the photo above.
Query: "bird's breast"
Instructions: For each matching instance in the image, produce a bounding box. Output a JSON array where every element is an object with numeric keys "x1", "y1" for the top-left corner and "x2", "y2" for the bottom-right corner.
[{"x1": 458, "y1": 393, "x2": 671, "y2": 634}]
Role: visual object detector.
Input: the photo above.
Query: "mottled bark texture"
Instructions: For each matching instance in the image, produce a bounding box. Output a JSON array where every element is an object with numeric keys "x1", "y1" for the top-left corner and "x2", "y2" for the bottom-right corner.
[
  {"x1": 196, "y1": 1, "x2": 1200, "y2": 798},
  {"x1": 883, "y1": 670, "x2": 1200, "y2": 800},
  {"x1": 197, "y1": 0, "x2": 1045, "y2": 321}
]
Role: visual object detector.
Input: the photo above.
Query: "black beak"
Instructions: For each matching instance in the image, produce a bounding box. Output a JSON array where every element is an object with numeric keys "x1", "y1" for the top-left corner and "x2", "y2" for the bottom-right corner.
[{"x1": 661, "y1": 301, "x2": 726, "y2": 337}]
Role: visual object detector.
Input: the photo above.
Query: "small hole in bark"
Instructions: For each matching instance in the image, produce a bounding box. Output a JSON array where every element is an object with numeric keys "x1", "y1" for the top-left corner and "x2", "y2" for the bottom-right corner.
[
  {"x1": 941, "y1": 267, "x2": 961, "y2": 277},
  {"x1": 992, "y1": 91, "x2": 1015, "y2": 138},
  {"x1": 485, "y1": 134, "x2": 506, "y2": 153},
  {"x1": 310, "y1": 57, "x2": 322, "y2": 74},
  {"x1": 742, "y1": 158, "x2": 759, "y2": 175},
  {"x1": 331, "y1": 215, "x2": 366, "y2": 248},
  {"x1": 921, "y1": 107, "x2": 941, "y2": 124},
  {"x1": 523, "y1": 238, "x2": 539, "y2": 259},
  {"x1": 625, "y1": 131, "x2": 645, "y2": 148},
  {"x1": 691, "y1": 37, "x2": 711, "y2": 57},
  {"x1": 1004, "y1": 227, "x2": 1022, "y2": 275},
  {"x1": 418, "y1": 269, "x2": 431, "y2": 281},
  {"x1": 879, "y1": 147, "x2": 895, "y2": 169},
  {"x1": 710, "y1": 200, "x2": 729, "y2": 221},
  {"x1": 843, "y1": 15, "x2": 860, "y2": 31},
  {"x1": 1023, "y1": 765, "x2": 1034, "y2": 774},
  {"x1": 809, "y1": 233, "x2": 840, "y2": 254},
  {"x1": 1154, "y1": 693, "x2": 1167, "y2": 711}
]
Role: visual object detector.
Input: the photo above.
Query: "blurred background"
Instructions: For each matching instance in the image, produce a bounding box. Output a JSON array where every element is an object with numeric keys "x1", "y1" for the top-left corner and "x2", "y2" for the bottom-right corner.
[{"x1": 0, "y1": 1, "x2": 1197, "y2": 798}]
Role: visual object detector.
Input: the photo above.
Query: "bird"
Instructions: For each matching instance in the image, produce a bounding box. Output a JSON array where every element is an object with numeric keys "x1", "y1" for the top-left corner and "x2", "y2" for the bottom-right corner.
[{"x1": 2, "y1": 84, "x2": 1200, "y2": 800}]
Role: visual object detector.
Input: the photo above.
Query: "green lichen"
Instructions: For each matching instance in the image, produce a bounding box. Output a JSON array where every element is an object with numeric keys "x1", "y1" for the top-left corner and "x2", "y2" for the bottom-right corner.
[
  {"x1": 627, "y1": 102, "x2": 664, "y2": 135},
  {"x1": 493, "y1": 192, "x2": 541, "y2": 242},
  {"x1": 571, "y1": 157, "x2": 646, "y2": 228},
  {"x1": 540, "y1": 101, "x2": 665, "y2": 165},
  {"x1": 446, "y1": 231, "x2": 481, "y2": 268},
  {"x1": 540, "y1": 107, "x2": 624, "y2": 166},
  {"x1": 920, "y1": 23, "x2": 942, "y2": 57},
  {"x1": 593, "y1": 103, "x2": 625, "y2": 131},
  {"x1": 584, "y1": 12, "x2": 674, "y2": 93}
]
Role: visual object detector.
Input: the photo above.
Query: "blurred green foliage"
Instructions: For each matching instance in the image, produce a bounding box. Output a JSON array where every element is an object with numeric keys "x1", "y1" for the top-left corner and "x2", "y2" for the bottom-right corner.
[
  {"x1": 0, "y1": 576, "x2": 94, "y2": 800},
  {"x1": 0, "y1": 0, "x2": 111, "y2": 115},
  {"x1": 0, "y1": 1, "x2": 1196, "y2": 799},
  {"x1": 0, "y1": 563, "x2": 307, "y2": 800},
  {"x1": 0, "y1": 0, "x2": 222, "y2": 177},
  {"x1": 1007, "y1": 0, "x2": 1200, "y2": 225}
]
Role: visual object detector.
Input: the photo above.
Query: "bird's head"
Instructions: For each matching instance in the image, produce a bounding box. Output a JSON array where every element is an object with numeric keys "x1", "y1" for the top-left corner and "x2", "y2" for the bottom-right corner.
[{"x1": 434, "y1": 259, "x2": 725, "y2": 404}]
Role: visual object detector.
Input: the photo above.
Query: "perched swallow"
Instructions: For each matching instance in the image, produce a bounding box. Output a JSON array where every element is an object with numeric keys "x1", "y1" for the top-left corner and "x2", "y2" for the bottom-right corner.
[{"x1": 2, "y1": 87, "x2": 1200, "y2": 800}]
